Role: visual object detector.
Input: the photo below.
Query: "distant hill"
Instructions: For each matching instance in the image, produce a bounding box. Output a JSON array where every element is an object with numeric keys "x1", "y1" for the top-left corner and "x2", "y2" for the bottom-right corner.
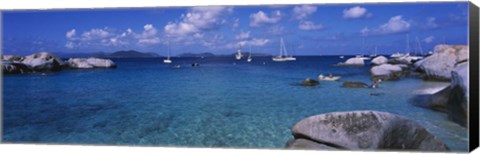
[
  {"x1": 109, "y1": 50, "x2": 160, "y2": 58},
  {"x1": 178, "y1": 52, "x2": 215, "y2": 57}
]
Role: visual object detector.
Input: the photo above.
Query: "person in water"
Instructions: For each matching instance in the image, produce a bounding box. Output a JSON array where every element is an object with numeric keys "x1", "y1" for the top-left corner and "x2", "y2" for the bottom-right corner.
[
  {"x1": 370, "y1": 79, "x2": 382, "y2": 88},
  {"x1": 328, "y1": 73, "x2": 333, "y2": 78}
]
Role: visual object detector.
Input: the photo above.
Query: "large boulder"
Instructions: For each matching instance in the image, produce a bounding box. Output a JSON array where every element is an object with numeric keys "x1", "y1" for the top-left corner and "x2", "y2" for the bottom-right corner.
[
  {"x1": 341, "y1": 81, "x2": 369, "y2": 88},
  {"x1": 414, "y1": 45, "x2": 468, "y2": 81},
  {"x1": 370, "y1": 64, "x2": 403, "y2": 81},
  {"x1": 447, "y1": 62, "x2": 468, "y2": 127},
  {"x1": 66, "y1": 58, "x2": 116, "y2": 69},
  {"x1": 2, "y1": 61, "x2": 32, "y2": 74},
  {"x1": 288, "y1": 111, "x2": 449, "y2": 151},
  {"x1": 371, "y1": 56, "x2": 388, "y2": 66},
  {"x1": 21, "y1": 52, "x2": 63, "y2": 72},
  {"x1": 337, "y1": 57, "x2": 364, "y2": 66},
  {"x1": 409, "y1": 84, "x2": 451, "y2": 112}
]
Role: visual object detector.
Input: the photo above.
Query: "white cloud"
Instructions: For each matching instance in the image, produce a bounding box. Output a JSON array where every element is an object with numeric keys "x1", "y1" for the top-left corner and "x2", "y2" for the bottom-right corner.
[
  {"x1": 80, "y1": 28, "x2": 111, "y2": 41},
  {"x1": 360, "y1": 15, "x2": 411, "y2": 36},
  {"x1": 137, "y1": 24, "x2": 161, "y2": 45},
  {"x1": 267, "y1": 26, "x2": 286, "y2": 36},
  {"x1": 293, "y1": 5, "x2": 317, "y2": 20},
  {"x1": 343, "y1": 6, "x2": 371, "y2": 19},
  {"x1": 66, "y1": 29, "x2": 76, "y2": 39},
  {"x1": 298, "y1": 21, "x2": 324, "y2": 31},
  {"x1": 164, "y1": 6, "x2": 232, "y2": 37},
  {"x1": 249, "y1": 10, "x2": 282, "y2": 27},
  {"x1": 423, "y1": 36, "x2": 435, "y2": 43},
  {"x1": 232, "y1": 18, "x2": 240, "y2": 30},
  {"x1": 235, "y1": 31, "x2": 251, "y2": 40}
]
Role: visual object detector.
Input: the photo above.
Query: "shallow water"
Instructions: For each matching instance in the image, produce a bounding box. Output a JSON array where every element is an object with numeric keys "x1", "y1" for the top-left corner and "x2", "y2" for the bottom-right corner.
[{"x1": 2, "y1": 56, "x2": 468, "y2": 151}]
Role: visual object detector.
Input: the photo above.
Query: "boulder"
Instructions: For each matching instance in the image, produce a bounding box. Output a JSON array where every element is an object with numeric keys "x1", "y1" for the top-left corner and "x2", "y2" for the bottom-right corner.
[
  {"x1": 414, "y1": 45, "x2": 468, "y2": 81},
  {"x1": 290, "y1": 111, "x2": 449, "y2": 151},
  {"x1": 370, "y1": 64, "x2": 403, "y2": 81},
  {"x1": 300, "y1": 77, "x2": 319, "y2": 86},
  {"x1": 21, "y1": 52, "x2": 63, "y2": 72},
  {"x1": 337, "y1": 57, "x2": 364, "y2": 66},
  {"x1": 2, "y1": 61, "x2": 32, "y2": 74},
  {"x1": 2, "y1": 55, "x2": 25, "y2": 62},
  {"x1": 371, "y1": 56, "x2": 388, "y2": 66},
  {"x1": 409, "y1": 84, "x2": 451, "y2": 112},
  {"x1": 66, "y1": 58, "x2": 116, "y2": 69},
  {"x1": 286, "y1": 138, "x2": 339, "y2": 150},
  {"x1": 341, "y1": 81, "x2": 369, "y2": 88},
  {"x1": 447, "y1": 62, "x2": 468, "y2": 127}
]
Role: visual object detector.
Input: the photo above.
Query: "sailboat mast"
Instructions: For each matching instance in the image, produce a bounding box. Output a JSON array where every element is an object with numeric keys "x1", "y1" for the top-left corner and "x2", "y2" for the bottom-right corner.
[{"x1": 416, "y1": 36, "x2": 423, "y2": 55}]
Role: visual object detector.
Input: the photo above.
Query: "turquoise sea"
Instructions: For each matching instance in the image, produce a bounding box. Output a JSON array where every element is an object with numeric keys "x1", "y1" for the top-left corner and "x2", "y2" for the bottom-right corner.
[{"x1": 2, "y1": 56, "x2": 469, "y2": 151}]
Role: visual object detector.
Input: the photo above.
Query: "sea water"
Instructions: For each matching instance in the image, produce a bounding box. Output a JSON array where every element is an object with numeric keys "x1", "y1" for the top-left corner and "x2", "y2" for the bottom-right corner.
[{"x1": 2, "y1": 56, "x2": 468, "y2": 151}]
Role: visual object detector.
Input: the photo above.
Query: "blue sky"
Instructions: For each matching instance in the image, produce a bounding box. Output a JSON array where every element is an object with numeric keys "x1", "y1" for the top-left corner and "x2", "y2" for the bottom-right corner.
[{"x1": 1, "y1": 2, "x2": 469, "y2": 56}]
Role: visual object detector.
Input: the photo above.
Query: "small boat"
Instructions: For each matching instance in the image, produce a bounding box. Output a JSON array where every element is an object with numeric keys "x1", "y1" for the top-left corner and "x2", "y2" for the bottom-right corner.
[
  {"x1": 390, "y1": 52, "x2": 405, "y2": 58},
  {"x1": 318, "y1": 74, "x2": 341, "y2": 81},
  {"x1": 164, "y1": 41, "x2": 172, "y2": 64},
  {"x1": 355, "y1": 55, "x2": 370, "y2": 60},
  {"x1": 340, "y1": 56, "x2": 345, "y2": 59},
  {"x1": 235, "y1": 44, "x2": 243, "y2": 60}
]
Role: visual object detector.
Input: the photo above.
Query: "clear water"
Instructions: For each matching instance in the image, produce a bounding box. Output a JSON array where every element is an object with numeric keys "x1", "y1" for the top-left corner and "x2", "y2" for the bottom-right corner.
[{"x1": 2, "y1": 56, "x2": 468, "y2": 151}]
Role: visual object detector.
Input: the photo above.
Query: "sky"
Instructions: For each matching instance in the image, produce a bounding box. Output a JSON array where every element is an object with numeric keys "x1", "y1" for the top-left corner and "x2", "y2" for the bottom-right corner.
[{"x1": 1, "y1": 2, "x2": 470, "y2": 56}]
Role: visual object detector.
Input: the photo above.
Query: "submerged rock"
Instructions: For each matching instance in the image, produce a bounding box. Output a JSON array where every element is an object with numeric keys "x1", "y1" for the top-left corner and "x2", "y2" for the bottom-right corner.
[
  {"x1": 447, "y1": 62, "x2": 468, "y2": 127},
  {"x1": 22, "y1": 52, "x2": 64, "y2": 72},
  {"x1": 414, "y1": 45, "x2": 468, "y2": 81},
  {"x1": 371, "y1": 56, "x2": 388, "y2": 66},
  {"x1": 67, "y1": 58, "x2": 116, "y2": 69},
  {"x1": 300, "y1": 77, "x2": 320, "y2": 86},
  {"x1": 337, "y1": 57, "x2": 364, "y2": 66},
  {"x1": 341, "y1": 81, "x2": 369, "y2": 88},
  {"x1": 289, "y1": 111, "x2": 449, "y2": 151},
  {"x1": 370, "y1": 64, "x2": 403, "y2": 81}
]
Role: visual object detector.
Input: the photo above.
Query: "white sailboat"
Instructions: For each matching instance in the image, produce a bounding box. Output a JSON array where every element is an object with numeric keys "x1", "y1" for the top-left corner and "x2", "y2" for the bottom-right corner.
[
  {"x1": 391, "y1": 34, "x2": 410, "y2": 58},
  {"x1": 247, "y1": 46, "x2": 252, "y2": 62},
  {"x1": 163, "y1": 41, "x2": 172, "y2": 64},
  {"x1": 356, "y1": 37, "x2": 370, "y2": 60},
  {"x1": 235, "y1": 44, "x2": 243, "y2": 60},
  {"x1": 369, "y1": 46, "x2": 378, "y2": 57},
  {"x1": 272, "y1": 37, "x2": 296, "y2": 62}
]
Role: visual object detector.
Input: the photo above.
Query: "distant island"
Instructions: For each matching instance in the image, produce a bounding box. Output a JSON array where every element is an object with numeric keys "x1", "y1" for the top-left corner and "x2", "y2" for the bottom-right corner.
[{"x1": 109, "y1": 50, "x2": 160, "y2": 58}]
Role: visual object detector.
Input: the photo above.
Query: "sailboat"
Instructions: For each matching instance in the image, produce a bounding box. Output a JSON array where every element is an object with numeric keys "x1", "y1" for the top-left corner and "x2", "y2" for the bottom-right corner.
[
  {"x1": 163, "y1": 41, "x2": 172, "y2": 64},
  {"x1": 247, "y1": 46, "x2": 252, "y2": 62},
  {"x1": 272, "y1": 37, "x2": 296, "y2": 62},
  {"x1": 356, "y1": 37, "x2": 370, "y2": 60},
  {"x1": 391, "y1": 34, "x2": 410, "y2": 58},
  {"x1": 369, "y1": 46, "x2": 378, "y2": 57},
  {"x1": 235, "y1": 44, "x2": 243, "y2": 60}
]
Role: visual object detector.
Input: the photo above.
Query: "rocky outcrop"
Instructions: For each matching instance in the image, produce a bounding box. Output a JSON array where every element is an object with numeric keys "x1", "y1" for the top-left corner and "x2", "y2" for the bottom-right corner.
[
  {"x1": 337, "y1": 57, "x2": 364, "y2": 66},
  {"x1": 2, "y1": 55, "x2": 25, "y2": 62},
  {"x1": 409, "y1": 84, "x2": 451, "y2": 112},
  {"x1": 66, "y1": 58, "x2": 116, "y2": 69},
  {"x1": 447, "y1": 62, "x2": 468, "y2": 127},
  {"x1": 2, "y1": 61, "x2": 32, "y2": 74},
  {"x1": 300, "y1": 78, "x2": 320, "y2": 86},
  {"x1": 287, "y1": 111, "x2": 449, "y2": 151},
  {"x1": 22, "y1": 52, "x2": 64, "y2": 72},
  {"x1": 414, "y1": 45, "x2": 468, "y2": 81},
  {"x1": 341, "y1": 81, "x2": 369, "y2": 88},
  {"x1": 371, "y1": 56, "x2": 388, "y2": 66},
  {"x1": 370, "y1": 64, "x2": 403, "y2": 81}
]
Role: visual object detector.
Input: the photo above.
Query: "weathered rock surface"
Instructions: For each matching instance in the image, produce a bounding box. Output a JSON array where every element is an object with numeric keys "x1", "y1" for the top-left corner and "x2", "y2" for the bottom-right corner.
[
  {"x1": 2, "y1": 55, "x2": 25, "y2": 62},
  {"x1": 2, "y1": 61, "x2": 32, "y2": 74},
  {"x1": 371, "y1": 56, "x2": 388, "y2": 66},
  {"x1": 341, "y1": 81, "x2": 369, "y2": 88},
  {"x1": 414, "y1": 45, "x2": 468, "y2": 80},
  {"x1": 21, "y1": 52, "x2": 64, "y2": 72},
  {"x1": 409, "y1": 84, "x2": 451, "y2": 112},
  {"x1": 337, "y1": 57, "x2": 364, "y2": 66},
  {"x1": 300, "y1": 78, "x2": 320, "y2": 86},
  {"x1": 447, "y1": 62, "x2": 468, "y2": 127},
  {"x1": 286, "y1": 138, "x2": 339, "y2": 150},
  {"x1": 66, "y1": 58, "x2": 116, "y2": 69},
  {"x1": 289, "y1": 111, "x2": 449, "y2": 151},
  {"x1": 370, "y1": 64, "x2": 403, "y2": 81}
]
